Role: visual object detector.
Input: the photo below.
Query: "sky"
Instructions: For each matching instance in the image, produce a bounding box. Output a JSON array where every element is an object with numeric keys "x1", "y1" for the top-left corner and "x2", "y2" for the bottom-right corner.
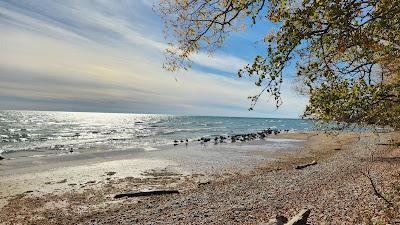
[{"x1": 0, "y1": 0, "x2": 308, "y2": 118}]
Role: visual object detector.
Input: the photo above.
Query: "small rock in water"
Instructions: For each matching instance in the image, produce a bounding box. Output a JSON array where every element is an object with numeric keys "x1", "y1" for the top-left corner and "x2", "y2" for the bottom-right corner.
[{"x1": 0, "y1": 156, "x2": 4, "y2": 160}]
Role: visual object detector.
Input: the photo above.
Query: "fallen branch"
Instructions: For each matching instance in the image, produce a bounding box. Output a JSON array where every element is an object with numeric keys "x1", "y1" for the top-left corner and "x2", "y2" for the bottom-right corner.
[
  {"x1": 285, "y1": 208, "x2": 311, "y2": 225},
  {"x1": 114, "y1": 190, "x2": 179, "y2": 199},
  {"x1": 266, "y1": 209, "x2": 311, "y2": 225},
  {"x1": 295, "y1": 161, "x2": 317, "y2": 170},
  {"x1": 376, "y1": 142, "x2": 400, "y2": 146},
  {"x1": 362, "y1": 170, "x2": 393, "y2": 207}
]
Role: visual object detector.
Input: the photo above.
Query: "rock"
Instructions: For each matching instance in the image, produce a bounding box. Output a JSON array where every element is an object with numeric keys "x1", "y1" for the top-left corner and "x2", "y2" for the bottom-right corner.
[
  {"x1": 106, "y1": 171, "x2": 117, "y2": 176},
  {"x1": 0, "y1": 156, "x2": 4, "y2": 160},
  {"x1": 295, "y1": 161, "x2": 317, "y2": 170},
  {"x1": 285, "y1": 208, "x2": 311, "y2": 225}
]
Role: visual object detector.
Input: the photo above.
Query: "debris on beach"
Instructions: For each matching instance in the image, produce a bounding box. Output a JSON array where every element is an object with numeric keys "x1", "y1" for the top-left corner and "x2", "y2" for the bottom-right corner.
[
  {"x1": 198, "y1": 181, "x2": 211, "y2": 187},
  {"x1": 57, "y1": 179, "x2": 67, "y2": 184},
  {"x1": 266, "y1": 208, "x2": 311, "y2": 225},
  {"x1": 114, "y1": 190, "x2": 179, "y2": 199},
  {"x1": 295, "y1": 161, "x2": 317, "y2": 170}
]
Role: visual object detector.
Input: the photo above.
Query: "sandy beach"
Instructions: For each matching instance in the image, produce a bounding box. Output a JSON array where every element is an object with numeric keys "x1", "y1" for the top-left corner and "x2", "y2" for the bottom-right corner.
[{"x1": 1, "y1": 131, "x2": 399, "y2": 224}]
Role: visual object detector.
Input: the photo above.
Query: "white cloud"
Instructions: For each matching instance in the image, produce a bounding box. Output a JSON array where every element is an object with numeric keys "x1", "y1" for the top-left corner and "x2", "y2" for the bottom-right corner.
[
  {"x1": 0, "y1": 0, "x2": 306, "y2": 117},
  {"x1": 191, "y1": 52, "x2": 248, "y2": 73}
]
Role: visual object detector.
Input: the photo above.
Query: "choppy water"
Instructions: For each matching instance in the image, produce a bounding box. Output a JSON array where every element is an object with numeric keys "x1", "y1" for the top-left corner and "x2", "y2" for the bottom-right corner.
[{"x1": 0, "y1": 110, "x2": 313, "y2": 155}]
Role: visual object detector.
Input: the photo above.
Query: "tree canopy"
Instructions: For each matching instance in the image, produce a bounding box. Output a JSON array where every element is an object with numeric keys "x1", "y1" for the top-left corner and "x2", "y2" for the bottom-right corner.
[{"x1": 157, "y1": 0, "x2": 400, "y2": 129}]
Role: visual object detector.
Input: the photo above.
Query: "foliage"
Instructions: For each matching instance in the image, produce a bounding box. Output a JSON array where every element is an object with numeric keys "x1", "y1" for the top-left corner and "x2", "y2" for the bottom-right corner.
[{"x1": 157, "y1": 0, "x2": 400, "y2": 129}]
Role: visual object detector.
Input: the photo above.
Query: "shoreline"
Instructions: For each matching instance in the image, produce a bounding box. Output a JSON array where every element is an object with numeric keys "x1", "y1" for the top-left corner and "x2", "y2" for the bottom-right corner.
[
  {"x1": 0, "y1": 132, "x2": 308, "y2": 208},
  {"x1": 1, "y1": 131, "x2": 399, "y2": 224}
]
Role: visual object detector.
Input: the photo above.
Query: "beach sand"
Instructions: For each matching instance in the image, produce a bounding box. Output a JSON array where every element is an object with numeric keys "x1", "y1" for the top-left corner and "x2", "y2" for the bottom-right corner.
[{"x1": 0, "y1": 131, "x2": 399, "y2": 224}]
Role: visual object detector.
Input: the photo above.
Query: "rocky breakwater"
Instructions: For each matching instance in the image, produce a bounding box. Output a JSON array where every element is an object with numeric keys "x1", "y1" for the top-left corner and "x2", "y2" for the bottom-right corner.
[{"x1": 172, "y1": 128, "x2": 289, "y2": 146}]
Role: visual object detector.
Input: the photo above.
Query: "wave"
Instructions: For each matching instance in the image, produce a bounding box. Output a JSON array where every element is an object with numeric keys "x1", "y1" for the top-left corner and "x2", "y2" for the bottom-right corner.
[{"x1": 0, "y1": 110, "x2": 313, "y2": 156}]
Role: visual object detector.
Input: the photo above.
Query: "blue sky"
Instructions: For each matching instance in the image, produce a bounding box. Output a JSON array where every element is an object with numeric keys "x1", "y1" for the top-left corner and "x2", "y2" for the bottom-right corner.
[{"x1": 0, "y1": 0, "x2": 307, "y2": 118}]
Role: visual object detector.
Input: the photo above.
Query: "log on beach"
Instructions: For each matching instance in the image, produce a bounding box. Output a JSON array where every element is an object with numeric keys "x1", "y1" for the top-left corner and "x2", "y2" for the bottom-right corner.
[
  {"x1": 114, "y1": 190, "x2": 179, "y2": 199},
  {"x1": 295, "y1": 161, "x2": 317, "y2": 170},
  {"x1": 286, "y1": 208, "x2": 311, "y2": 225},
  {"x1": 265, "y1": 209, "x2": 311, "y2": 225}
]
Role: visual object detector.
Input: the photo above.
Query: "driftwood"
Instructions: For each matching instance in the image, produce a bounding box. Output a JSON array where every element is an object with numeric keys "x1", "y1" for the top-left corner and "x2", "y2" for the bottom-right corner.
[
  {"x1": 198, "y1": 181, "x2": 211, "y2": 186},
  {"x1": 114, "y1": 190, "x2": 179, "y2": 199},
  {"x1": 265, "y1": 209, "x2": 311, "y2": 225},
  {"x1": 285, "y1": 209, "x2": 311, "y2": 225},
  {"x1": 362, "y1": 170, "x2": 393, "y2": 207},
  {"x1": 295, "y1": 161, "x2": 317, "y2": 170},
  {"x1": 265, "y1": 215, "x2": 288, "y2": 225},
  {"x1": 376, "y1": 142, "x2": 400, "y2": 147}
]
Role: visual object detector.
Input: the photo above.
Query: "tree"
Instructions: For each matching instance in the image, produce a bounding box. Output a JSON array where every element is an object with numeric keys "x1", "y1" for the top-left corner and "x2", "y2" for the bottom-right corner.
[{"x1": 157, "y1": 0, "x2": 400, "y2": 129}]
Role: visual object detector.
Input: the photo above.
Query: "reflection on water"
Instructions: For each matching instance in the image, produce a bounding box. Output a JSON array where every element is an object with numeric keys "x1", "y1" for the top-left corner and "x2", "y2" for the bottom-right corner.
[{"x1": 0, "y1": 110, "x2": 313, "y2": 155}]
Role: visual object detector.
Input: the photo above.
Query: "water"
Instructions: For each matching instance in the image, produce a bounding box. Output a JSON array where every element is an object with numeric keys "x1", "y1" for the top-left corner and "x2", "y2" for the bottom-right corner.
[{"x1": 0, "y1": 110, "x2": 313, "y2": 156}]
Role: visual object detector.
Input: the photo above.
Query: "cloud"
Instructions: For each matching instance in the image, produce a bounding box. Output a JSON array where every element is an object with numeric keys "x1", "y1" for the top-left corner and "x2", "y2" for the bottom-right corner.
[
  {"x1": 0, "y1": 0, "x2": 307, "y2": 118},
  {"x1": 191, "y1": 52, "x2": 248, "y2": 73}
]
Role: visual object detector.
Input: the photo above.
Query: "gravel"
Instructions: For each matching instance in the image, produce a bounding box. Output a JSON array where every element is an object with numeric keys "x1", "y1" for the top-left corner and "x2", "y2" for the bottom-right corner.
[{"x1": 1, "y1": 131, "x2": 399, "y2": 225}]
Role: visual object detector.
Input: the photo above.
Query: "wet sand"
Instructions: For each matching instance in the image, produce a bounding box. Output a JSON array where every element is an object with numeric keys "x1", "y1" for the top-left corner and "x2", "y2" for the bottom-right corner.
[
  {"x1": 1, "y1": 131, "x2": 399, "y2": 224},
  {"x1": 0, "y1": 133, "x2": 306, "y2": 209}
]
